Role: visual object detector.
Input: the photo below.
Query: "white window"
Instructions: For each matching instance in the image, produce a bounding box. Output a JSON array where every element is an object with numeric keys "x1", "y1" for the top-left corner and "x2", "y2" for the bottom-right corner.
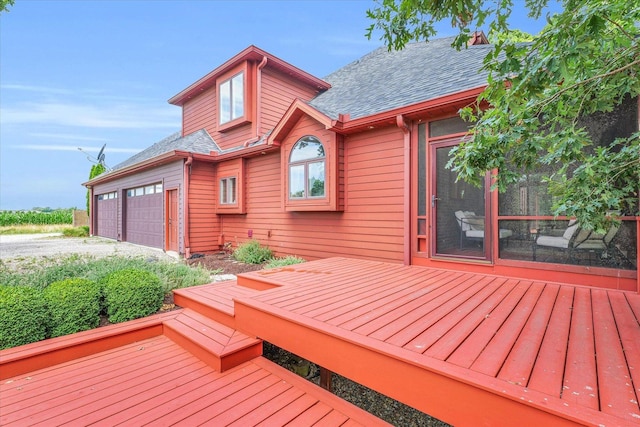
[
  {"x1": 289, "y1": 136, "x2": 326, "y2": 199},
  {"x1": 219, "y1": 72, "x2": 244, "y2": 125},
  {"x1": 220, "y1": 177, "x2": 237, "y2": 205}
]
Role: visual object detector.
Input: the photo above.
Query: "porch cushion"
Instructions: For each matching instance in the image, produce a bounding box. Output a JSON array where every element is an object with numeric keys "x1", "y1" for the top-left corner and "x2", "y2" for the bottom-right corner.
[
  {"x1": 562, "y1": 220, "x2": 579, "y2": 240},
  {"x1": 536, "y1": 235, "x2": 570, "y2": 249}
]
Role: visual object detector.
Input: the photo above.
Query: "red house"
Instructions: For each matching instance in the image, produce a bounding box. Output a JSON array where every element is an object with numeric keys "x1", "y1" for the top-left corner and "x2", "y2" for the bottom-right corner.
[{"x1": 85, "y1": 36, "x2": 639, "y2": 292}]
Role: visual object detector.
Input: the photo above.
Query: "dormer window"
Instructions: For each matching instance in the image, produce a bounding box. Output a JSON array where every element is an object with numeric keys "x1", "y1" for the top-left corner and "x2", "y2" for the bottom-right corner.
[
  {"x1": 219, "y1": 72, "x2": 244, "y2": 125},
  {"x1": 216, "y1": 63, "x2": 252, "y2": 132}
]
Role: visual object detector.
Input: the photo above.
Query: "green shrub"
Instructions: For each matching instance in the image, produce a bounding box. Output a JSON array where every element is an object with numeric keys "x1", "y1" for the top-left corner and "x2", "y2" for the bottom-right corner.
[
  {"x1": 102, "y1": 269, "x2": 164, "y2": 323},
  {"x1": 44, "y1": 278, "x2": 102, "y2": 338},
  {"x1": 0, "y1": 285, "x2": 48, "y2": 349},
  {"x1": 0, "y1": 254, "x2": 210, "y2": 291},
  {"x1": 264, "y1": 256, "x2": 306, "y2": 269},
  {"x1": 62, "y1": 226, "x2": 89, "y2": 237},
  {"x1": 233, "y1": 240, "x2": 274, "y2": 264}
]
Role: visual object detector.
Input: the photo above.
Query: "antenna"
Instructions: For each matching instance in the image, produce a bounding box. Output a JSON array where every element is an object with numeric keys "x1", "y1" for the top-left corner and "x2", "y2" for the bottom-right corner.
[
  {"x1": 96, "y1": 143, "x2": 106, "y2": 165},
  {"x1": 78, "y1": 145, "x2": 112, "y2": 171}
]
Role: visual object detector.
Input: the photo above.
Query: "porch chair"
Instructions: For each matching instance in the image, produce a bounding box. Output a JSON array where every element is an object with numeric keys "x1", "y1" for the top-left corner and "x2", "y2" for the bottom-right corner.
[
  {"x1": 533, "y1": 219, "x2": 620, "y2": 263},
  {"x1": 454, "y1": 210, "x2": 513, "y2": 249}
]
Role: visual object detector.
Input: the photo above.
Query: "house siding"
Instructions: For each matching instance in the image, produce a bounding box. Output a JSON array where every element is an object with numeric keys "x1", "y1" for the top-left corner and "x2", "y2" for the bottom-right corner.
[
  {"x1": 188, "y1": 161, "x2": 219, "y2": 253},
  {"x1": 91, "y1": 161, "x2": 184, "y2": 252},
  {"x1": 219, "y1": 124, "x2": 405, "y2": 263},
  {"x1": 260, "y1": 68, "x2": 321, "y2": 134}
]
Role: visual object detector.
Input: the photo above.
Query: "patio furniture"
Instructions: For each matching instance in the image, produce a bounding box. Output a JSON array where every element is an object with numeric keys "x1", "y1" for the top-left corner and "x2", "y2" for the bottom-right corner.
[
  {"x1": 454, "y1": 210, "x2": 513, "y2": 249},
  {"x1": 533, "y1": 219, "x2": 620, "y2": 262}
]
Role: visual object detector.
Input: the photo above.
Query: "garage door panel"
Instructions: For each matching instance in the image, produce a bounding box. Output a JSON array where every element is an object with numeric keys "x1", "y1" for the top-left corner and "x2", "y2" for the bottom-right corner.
[
  {"x1": 96, "y1": 199, "x2": 117, "y2": 240},
  {"x1": 125, "y1": 193, "x2": 163, "y2": 248}
]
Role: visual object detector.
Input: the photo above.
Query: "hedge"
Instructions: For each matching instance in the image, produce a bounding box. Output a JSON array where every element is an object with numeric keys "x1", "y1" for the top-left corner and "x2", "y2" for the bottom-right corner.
[
  {"x1": 0, "y1": 285, "x2": 48, "y2": 350},
  {"x1": 44, "y1": 278, "x2": 102, "y2": 338},
  {"x1": 102, "y1": 269, "x2": 164, "y2": 323}
]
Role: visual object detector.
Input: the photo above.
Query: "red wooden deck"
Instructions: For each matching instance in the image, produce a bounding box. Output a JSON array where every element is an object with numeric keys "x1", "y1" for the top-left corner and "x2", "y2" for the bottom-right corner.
[
  {"x1": 0, "y1": 305, "x2": 387, "y2": 426},
  {"x1": 178, "y1": 257, "x2": 640, "y2": 426},
  {"x1": 3, "y1": 257, "x2": 640, "y2": 426}
]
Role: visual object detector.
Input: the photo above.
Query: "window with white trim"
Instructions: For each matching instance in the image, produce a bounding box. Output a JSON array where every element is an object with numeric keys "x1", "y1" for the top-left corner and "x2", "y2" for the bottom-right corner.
[
  {"x1": 289, "y1": 136, "x2": 326, "y2": 199},
  {"x1": 219, "y1": 72, "x2": 244, "y2": 125}
]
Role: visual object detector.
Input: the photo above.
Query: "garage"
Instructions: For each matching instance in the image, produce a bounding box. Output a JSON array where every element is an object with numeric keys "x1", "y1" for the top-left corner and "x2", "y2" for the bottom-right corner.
[
  {"x1": 124, "y1": 183, "x2": 164, "y2": 248},
  {"x1": 95, "y1": 191, "x2": 118, "y2": 240}
]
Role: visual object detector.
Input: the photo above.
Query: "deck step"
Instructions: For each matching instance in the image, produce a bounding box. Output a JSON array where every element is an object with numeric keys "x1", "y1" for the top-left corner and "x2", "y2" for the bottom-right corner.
[
  {"x1": 163, "y1": 309, "x2": 262, "y2": 372},
  {"x1": 173, "y1": 279, "x2": 262, "y2": 328}
]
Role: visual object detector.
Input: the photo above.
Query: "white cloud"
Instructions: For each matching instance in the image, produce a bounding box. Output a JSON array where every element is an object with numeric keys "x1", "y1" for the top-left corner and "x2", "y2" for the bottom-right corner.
[
  {"x1": 1, "y1": 102, "x2": 180, "y2": 129},
  {"x1": 0, "y1": 84, "x2": 72, "y2": 95},
  {"x1": 29, "y1": 132, "x2": 110, "y2": 142},
  {"x1": 13, "y1": 144, "x2": 143, "y2": 153}
]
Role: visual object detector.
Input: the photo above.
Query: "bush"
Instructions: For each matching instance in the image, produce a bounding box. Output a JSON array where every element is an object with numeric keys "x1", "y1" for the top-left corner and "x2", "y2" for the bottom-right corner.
[
  {"x1": 62, "y1": 226, "x2": 89, "y2": 237},
  {"x1": 44, "y1": 278, "x2": 102, "y2": 338},
  {"x1": 0, "y1": 285, "x2": 48, "y2": 349},
  {"x1": 264, "y1": 256, "x2": 306, "y2": 269},
  {"x1": 102, "y1": 269, "x2": 164, "y2": 323},
  {"x1": 233, "y1": 240, "x2": 274, "y2": 264}
]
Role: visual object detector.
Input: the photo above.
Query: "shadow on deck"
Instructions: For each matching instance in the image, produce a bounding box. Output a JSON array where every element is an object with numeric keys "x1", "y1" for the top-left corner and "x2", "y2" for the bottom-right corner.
[{"x1": 2, "y1": 257, "x2": 639, "y2": 426}]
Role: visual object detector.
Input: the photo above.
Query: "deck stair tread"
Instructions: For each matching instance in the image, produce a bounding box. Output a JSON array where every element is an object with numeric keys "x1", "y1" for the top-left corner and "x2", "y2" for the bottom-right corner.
[
  {"x1": 163, "y1": 308, "x2": 262, "y2": 372},
  {"x1": 173, "y1": 279, "x2": 262, "y2": 328}
]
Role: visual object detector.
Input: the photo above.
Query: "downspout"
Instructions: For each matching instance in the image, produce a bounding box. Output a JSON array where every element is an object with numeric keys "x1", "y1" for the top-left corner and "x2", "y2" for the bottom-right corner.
[
  {"x1": 243, "y1": 55, "x2": 268, "y2": 147},
  {"x1": 183, "y1": 155, "x2": 193, "y2": 258},
  {"x1": 396, "y1": 114, "x2": 411, "y2": 266}
]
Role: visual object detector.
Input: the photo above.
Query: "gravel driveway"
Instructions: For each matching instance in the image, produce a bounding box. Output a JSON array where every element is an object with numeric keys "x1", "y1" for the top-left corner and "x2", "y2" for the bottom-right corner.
[{"x1": 0, "y1": 234, "x2": 178, "y2": 262}]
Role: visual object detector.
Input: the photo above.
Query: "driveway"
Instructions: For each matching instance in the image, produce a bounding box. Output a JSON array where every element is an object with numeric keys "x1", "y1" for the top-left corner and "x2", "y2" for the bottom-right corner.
[{"x1": 0, "y1": 234, "x2": 178, "y2": 262}]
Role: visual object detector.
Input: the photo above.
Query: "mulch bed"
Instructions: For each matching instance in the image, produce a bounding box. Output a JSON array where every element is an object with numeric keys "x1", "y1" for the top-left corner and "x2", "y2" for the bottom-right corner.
[{"x1": 185, "y1": 252, "x2": 266, "y2": 275}]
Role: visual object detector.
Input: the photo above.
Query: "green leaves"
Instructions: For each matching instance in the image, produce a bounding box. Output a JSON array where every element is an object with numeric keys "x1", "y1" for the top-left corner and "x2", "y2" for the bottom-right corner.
[{"x1": 368, "y1": 0, "x2": 640, "y2": 226}]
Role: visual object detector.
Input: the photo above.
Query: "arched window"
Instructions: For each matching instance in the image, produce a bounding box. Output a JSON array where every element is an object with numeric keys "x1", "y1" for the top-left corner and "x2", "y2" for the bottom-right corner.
[{"x1": 289, "y1": 136, "x2": 325, "y2": 199}]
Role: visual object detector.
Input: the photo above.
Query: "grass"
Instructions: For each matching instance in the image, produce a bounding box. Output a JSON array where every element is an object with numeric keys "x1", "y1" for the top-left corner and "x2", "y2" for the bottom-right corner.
[
  {"x1": 0, "y1": 254, "x2": 212, "y2": 294},
  {"x1": 0, "y1": 224, "x2": 75, "y2": 235}
]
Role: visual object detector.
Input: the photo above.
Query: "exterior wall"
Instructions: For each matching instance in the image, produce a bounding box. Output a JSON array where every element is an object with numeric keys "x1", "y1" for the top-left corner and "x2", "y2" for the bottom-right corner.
[
  {"x1": 181, "y1": 64, "x2": 322, "y2": 151},
  {"x1": 91, "y1": 160, "x2": 184, "y2": 252},
  {"x1": 260, "y1": 68, "x2": 321, "y2": 134},
  {"x1": 188, "y1": 161, "x2": 220, "y2": 253},
  {"x1": 219, "y1": 124, "x2": 405, "y2": 263}
]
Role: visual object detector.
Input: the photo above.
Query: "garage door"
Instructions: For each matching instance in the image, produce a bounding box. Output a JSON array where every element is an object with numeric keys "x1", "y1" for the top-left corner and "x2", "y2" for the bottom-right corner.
[
  {"x1": 95, "y1": 192, "x2": 118, "y2": 240},
  {"x1": 125, "y1": 183, "x2": 163, "y2": 248}
]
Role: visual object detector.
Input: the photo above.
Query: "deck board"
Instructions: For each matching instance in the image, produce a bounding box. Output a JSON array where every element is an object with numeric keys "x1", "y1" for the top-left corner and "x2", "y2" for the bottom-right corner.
[
  {"x1": 592, "y1": 289, "x2": 639, "y2": 417},
  {"x1": 527, "y1": 285, "x2": 574, "y2": 396},
  {"x1": 562, "y1": 287, "x2": 599, "y2": 410},
  {"x1": 497, "y1": 283, "x2": 559, "y2": 386}
]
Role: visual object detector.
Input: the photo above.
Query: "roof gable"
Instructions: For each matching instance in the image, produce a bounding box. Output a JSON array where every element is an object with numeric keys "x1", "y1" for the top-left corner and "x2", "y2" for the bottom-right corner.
[{"x1": 168, "y1": 45, "x2": 330, "y2": 107}]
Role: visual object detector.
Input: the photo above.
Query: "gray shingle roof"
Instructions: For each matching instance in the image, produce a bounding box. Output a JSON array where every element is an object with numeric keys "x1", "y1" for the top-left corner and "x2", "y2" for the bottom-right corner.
[
  {"x1": 111, "y1": 129, "x2": 220, "y2": 171},
  {"x1": 309, "y1": 36, "x2": 492, "y2": 120}
]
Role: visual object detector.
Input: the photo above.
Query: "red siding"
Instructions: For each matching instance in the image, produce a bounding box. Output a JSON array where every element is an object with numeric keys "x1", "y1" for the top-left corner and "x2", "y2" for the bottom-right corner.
[
  {"x1": 182, "y1": 91, "x2": 215, "y2": 139},
  {"x1": 188, "y1": 161, "x2": 219, "y2": 253},
  {"x1": 218, "y1": 124, "x2": 405, "y2": 263},
  {"x1": 260, "y1": 68, "x2": 321, "y2": 134}
]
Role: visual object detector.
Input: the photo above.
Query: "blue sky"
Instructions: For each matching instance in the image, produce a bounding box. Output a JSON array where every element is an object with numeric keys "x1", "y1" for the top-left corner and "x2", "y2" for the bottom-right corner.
[{"x1": 0, "y1": 0, "x2": 558, "y2": 211}]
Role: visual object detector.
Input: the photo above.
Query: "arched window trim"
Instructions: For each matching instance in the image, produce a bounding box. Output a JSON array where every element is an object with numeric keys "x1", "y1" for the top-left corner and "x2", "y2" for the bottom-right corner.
[{"x1": 288, "y1": 135, "x2": 326, "y2": 200}]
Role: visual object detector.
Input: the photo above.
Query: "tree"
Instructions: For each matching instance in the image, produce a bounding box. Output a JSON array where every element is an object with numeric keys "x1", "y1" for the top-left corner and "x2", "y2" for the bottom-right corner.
[
  {"x1": 367, "y1": 0, "x2": 639, "y2": 231},
  {"x1": 86, "y1": 164, "x2": 106, "y2": 216},
  {"x1": 0, "y1": 0, "x2": 14, "y2": 13}
]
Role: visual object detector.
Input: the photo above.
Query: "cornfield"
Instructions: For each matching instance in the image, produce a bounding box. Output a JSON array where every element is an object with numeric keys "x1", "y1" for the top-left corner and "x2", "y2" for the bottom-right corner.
[{"x1": 0, "y1": 209, "x2": 73, "y2": 226}]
